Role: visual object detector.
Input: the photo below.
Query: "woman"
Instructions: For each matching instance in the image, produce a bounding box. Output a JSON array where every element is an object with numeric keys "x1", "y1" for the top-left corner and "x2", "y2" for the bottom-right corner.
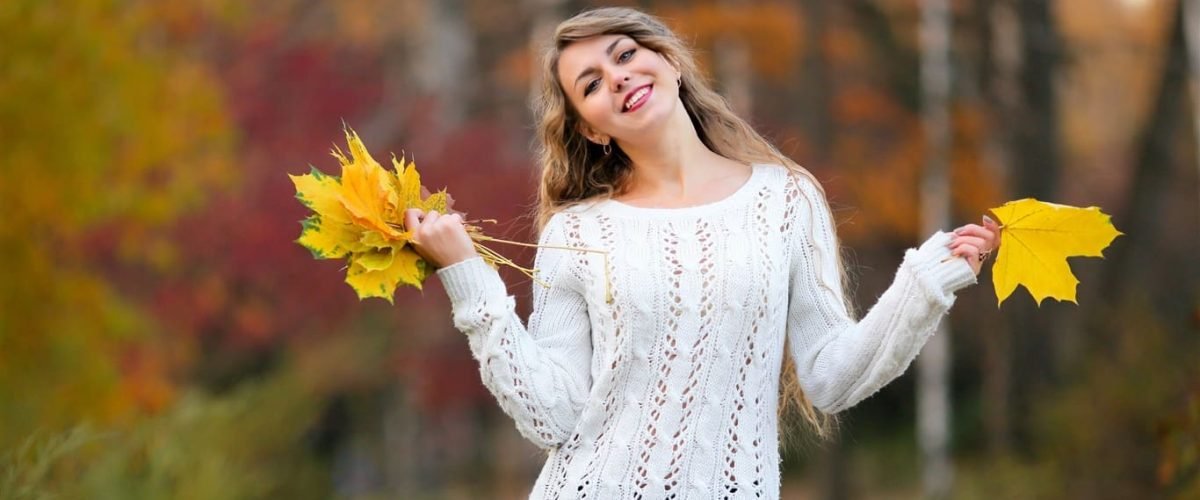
[{"x1": 404, "y1": 7, "x2": 999, "y2": 499}]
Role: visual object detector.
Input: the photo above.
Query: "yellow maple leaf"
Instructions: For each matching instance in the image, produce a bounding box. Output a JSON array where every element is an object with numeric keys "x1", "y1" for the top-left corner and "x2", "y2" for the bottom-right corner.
[
  {"x1": 392, "y1": 155, "x2": 423, "y2": 211},
  {"x1": 345, "y1": 246, "x2": 429, "y2": 302},
  {"x1": 332, "y1": 130, "x2": 406, "y2": 241},
  {"x1": 291, "y1": 168, "x2": 361, "y2": 259},
  {"x1": 989, "y1": 198, "x2": 1122, "y2": 307},
  {"x1": 390, "y1": 155, "x2": 453, "y2": 213}
]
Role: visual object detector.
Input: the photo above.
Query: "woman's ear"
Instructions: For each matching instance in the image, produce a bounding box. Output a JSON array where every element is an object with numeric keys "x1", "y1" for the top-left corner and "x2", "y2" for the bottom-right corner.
[{"x1": 576, "y1": 121, "x2": 607, "y2": 145}]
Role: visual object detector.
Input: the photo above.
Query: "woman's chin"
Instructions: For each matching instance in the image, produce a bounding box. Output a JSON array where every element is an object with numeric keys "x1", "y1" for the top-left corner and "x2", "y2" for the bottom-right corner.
[{"x1": 618, "y1": 100, "x2": 677, "y2": 137}]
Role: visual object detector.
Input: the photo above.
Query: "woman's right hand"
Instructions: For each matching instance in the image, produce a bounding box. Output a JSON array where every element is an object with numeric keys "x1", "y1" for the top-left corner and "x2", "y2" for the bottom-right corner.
[{"x1": 404, "y1": 208, "x2": 478, "y2": 269}]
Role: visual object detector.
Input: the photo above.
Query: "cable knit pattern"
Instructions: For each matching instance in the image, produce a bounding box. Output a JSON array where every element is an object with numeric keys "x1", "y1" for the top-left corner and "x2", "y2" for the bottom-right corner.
[{"x1": 436, "y1": 163, "x2": 977, "y2": 499}]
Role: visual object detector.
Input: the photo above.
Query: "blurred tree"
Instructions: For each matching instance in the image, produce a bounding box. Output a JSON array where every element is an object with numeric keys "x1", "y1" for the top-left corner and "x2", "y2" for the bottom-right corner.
[
  {"x1": 1103, "y1": 0, "x2": 1193, "y2": 313},
  {"x1": 714, "y1": 0, "x2": 755, "y2": 116},
  {"x1": 0, "y1": 0, "x2": 236, "y2": 450},
  {"x1": 969, "y1": 0, "x2": 1022, "y2": 458},
  {"x1": 791, "y1": 3, "x2": 1003, "y2": 498},
  {"x1": 526, "y1": 0, "x2": 568, "y2": 102},
  {"x1": 970, "y1": 0, "x2": 1067, "y2": 456},
  {"x1": 1010, "y1": 0, "x2": 1064, "y2": 202},
  {"x1": 916, "y1": 0, "x2": 954, "y2": 497},
  {"x1": 969, "y1": 0, "x2": 1020, "y2": 456},
  {"x1": 798, "y1": 0, "x2": 834, "y2": 162},
  {"x1": 837, "y1": 0, "x2": 1002, "y2": 246},
  {"x1": 1003, "y1": 3, "x2": 1066, "y2": 442}
]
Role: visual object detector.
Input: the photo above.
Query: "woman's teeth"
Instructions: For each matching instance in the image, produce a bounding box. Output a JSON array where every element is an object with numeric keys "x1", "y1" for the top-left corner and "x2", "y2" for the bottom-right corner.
[{"x1": 624, "y1": 87, "x2": 650, "y2": 111}]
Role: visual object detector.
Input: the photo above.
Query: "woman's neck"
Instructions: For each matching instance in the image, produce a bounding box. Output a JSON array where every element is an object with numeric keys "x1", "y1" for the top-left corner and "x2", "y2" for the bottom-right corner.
[{"x1": 616, "y1": 102, "x2": 735, "y2": 197}]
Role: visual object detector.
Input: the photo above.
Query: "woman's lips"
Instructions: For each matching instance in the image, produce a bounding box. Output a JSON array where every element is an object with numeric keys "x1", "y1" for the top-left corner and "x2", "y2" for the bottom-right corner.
[{"x1": 623, "y1": 84, "x2": 653, "y2": 113}]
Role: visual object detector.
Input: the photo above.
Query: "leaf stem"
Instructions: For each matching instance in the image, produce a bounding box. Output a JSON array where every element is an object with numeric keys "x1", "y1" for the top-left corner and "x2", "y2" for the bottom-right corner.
[{"x1": 470, "y1": 234, "x2": 613, "y2": 303}]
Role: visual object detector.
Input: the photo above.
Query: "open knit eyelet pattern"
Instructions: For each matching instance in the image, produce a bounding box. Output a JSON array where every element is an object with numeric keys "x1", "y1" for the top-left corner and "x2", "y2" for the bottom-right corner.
[{"x1": 436, "y1": 164, "x2": 976, "y2": 499}]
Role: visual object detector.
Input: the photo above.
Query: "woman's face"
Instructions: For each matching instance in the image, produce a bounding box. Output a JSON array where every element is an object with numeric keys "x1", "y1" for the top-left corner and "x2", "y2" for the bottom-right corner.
[{"x1": 556, "y1": 34, "x2": 681, "y2": 146}]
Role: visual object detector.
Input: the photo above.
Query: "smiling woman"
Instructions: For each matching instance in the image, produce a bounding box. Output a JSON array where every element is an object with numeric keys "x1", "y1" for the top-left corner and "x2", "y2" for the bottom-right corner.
[{"x1": 400, "y1": 6, "x2": 998, "y2": 499}]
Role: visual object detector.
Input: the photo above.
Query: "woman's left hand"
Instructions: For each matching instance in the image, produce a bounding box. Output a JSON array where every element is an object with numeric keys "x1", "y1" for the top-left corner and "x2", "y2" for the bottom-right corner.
[{"x1": 949, "y1": 215, "x2": 1002, "y2": 275}]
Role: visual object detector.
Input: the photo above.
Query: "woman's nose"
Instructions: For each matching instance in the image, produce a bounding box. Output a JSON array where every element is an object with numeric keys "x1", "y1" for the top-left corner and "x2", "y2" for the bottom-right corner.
[{"x1": 609, "y1": 71, "x2": 631, "y2": 92}]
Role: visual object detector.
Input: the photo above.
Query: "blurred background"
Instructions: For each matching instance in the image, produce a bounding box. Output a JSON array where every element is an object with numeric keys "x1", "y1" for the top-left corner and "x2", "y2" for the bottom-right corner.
[{"x1": 2, "y1": 0, "x2": 1198, "y2": 498}]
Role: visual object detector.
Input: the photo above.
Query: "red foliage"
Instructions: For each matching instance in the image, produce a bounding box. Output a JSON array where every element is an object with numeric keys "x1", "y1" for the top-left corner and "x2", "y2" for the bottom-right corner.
[
  {"x1": 150, "y1": 38, "x2": 386, "y2": 352},
  {"x1": 130, "y1": 25, "x2": 538, "y2": 412}
]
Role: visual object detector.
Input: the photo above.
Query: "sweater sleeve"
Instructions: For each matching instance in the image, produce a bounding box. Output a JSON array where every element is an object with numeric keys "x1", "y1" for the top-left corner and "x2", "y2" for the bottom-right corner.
[
  {"x1": 435, "y1": 213, "x2": 592, "y2": 449},
  {"x1": 783, "y1": 175, "x2": 977, "y2": 414}
]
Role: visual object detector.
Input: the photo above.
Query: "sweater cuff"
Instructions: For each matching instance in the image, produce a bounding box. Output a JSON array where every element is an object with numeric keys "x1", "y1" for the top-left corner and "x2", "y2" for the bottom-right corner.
[
  {"x1": 435, "y1": 257, "x2": 508, "y2": 305},
  {"x1": 903, "y1": 231, "x2": 978, "y2": 302}
]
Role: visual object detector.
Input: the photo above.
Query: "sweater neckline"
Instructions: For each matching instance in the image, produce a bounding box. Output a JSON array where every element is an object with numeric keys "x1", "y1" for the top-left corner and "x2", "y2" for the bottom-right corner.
[{"x1": 596, "y1": 163, "x2": 767, "y2": 219}]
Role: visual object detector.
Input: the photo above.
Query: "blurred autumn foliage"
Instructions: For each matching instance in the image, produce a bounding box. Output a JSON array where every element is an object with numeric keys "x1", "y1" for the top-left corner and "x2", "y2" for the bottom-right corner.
[
  {"x1": 1, "y1": 0, "x2": 236, "y2": 448},
  {"x1": 1, "y1": 0, "x2": 1197, "y2": 498}
]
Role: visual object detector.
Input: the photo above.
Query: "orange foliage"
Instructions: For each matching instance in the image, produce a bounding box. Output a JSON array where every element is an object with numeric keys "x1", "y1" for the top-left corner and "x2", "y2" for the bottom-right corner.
[
  {"x1": 835, "y1": 104, "x2": 1003, "y2": 244},
  {"x1": 660, "y1": 2, "x2": 804, "y2": 81}
]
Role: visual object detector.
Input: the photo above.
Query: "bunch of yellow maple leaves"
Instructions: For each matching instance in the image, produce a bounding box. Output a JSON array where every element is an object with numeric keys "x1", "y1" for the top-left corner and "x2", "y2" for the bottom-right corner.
[
  {"x1": 290, "y1": 128, "x2": 1119, "y2": 307},
  {"x1": 289, "y1": 128, "x2": 543, "y2": 303}
]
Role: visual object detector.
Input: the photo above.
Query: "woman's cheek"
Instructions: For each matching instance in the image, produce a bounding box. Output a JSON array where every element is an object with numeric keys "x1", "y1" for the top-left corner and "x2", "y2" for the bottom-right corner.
[{"x1": 586, "y1": 101, "x2": 613, "y2": 126}]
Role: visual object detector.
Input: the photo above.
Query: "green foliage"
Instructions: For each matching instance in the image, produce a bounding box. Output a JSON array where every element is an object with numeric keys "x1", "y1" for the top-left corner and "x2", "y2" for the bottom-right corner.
[
  {"x1": 1, "y1": 371, "x2": 328, "y2": 500},
  {"x1": 2, "y1": 425, "x2": 104, "y2": 500},
  {"x1": 954, "y1": 299, "x2": 1200, "y2": 497}
]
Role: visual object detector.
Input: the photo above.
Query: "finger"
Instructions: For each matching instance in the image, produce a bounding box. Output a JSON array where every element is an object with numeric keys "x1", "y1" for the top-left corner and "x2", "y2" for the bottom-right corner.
[
  {"x1": 955, "y1": 224, "x2": 998, "y2": 249},
  {"x1": 954, "y1": 223, "x2": 987, "y2": 237},
  {"x1": 951, "y1": 234, "x2": 986, "y2": 245},
  {"x1": 404, "y1": 208, "x2": 423, "y2": 232},
  {"x1": 424, "y1": 210, "x2": 441, "y2": 227},
  {"x1": 950, "y1": 235, "x2": 987, "y2": 250},
  {"x1": 952, "y1": 243, "x2": 980, "y2": 260},
  {"x1": 440, "y1": 213, "x2": 463, "y2": 228},
  {"x1": 958, "y1": 243, "x2": 983, "y2": 274},
  {"x1": 983, "y1": 215, "x2": 1001, "y2": 246}
]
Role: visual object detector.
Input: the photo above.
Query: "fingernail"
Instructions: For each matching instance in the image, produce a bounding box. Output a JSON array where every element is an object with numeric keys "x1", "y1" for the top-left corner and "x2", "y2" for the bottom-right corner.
[{"x1": 983, "y1": 215, "x2": 995, "y2": 225}]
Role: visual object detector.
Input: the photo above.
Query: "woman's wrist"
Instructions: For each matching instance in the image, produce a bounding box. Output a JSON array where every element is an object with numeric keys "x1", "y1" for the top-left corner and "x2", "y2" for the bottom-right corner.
[
  {"x1": 905, "y1": 231, "x2": 978, "y2": 299},
  {"x1": 436, "y1": 257, "x2": 506, "y2": 304},
  {"x1": 430, "y1": 248, "x2": 480, "y2": 269}
]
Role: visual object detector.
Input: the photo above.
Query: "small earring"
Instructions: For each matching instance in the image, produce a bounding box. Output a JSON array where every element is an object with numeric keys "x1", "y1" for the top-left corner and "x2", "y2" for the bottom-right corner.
[
  {"x1": 602, "y1": 142, "x2": 612, "y2": 156},
  {"x1": 677, "y1": 76, "x2": 682, "y2": 87}
]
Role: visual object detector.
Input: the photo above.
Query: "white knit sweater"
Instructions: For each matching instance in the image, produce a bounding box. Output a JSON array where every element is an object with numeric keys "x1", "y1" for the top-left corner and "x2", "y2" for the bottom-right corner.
[{"x1": 437, "y1": 163, "x2": 977, "y2": 499}]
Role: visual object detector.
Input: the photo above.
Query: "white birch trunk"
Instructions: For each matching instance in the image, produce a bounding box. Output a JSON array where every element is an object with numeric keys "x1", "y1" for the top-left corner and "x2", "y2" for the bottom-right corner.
[
  {"x1": 918, "y1": 0, "x2": 954, "y2": 497},
  {"x1": 379, "y1": 1, "x2": 474, "y2": 493},
  {"x1": 412, "y1": 0, "x2": 473, "y2": 127}
]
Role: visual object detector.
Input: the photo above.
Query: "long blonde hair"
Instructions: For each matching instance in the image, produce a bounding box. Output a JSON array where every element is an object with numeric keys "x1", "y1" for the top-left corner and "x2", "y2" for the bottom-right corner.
[{"x1": 532, "y1": 7, "x2": 848, "y2": 440}]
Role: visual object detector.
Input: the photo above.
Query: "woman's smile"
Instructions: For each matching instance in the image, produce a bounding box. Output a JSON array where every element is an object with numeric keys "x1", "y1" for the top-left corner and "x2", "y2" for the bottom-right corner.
[{"x1": 622, "y1": 84, "x2": 653, "y2": 113}]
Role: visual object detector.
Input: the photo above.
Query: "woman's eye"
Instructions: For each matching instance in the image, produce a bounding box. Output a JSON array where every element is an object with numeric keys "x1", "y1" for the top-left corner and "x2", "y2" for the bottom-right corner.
[
  {"x1": 618, "y1": 48, "x2": 636, "y2": 63},
  {"x1": 584, "y1": 79, "x2": 600, "y2": 96}
]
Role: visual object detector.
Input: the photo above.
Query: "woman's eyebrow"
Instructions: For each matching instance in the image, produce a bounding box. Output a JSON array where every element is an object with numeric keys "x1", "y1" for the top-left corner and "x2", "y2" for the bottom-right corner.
[{"x1": 573, "y1": 37, "x2": 630, "y2": 89}]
